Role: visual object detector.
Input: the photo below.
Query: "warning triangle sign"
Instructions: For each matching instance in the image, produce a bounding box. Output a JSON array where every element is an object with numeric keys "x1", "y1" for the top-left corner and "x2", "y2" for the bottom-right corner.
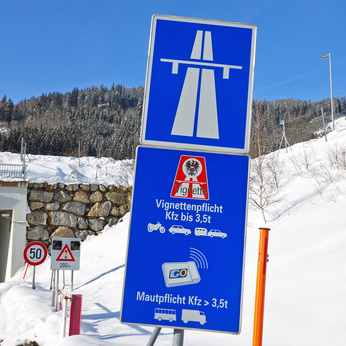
[{"x1": 56, "y1": 244, "x2": 75, "y2": 262}]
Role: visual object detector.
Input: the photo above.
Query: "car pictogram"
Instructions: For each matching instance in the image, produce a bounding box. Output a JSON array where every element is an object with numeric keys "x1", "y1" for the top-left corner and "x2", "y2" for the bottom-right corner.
[
  {"x1": 169, "y1": 225, "x2": 192, "y2": 235},
  {"x1": 208, "y1": 229, "x2": 227, "y2": 238}
]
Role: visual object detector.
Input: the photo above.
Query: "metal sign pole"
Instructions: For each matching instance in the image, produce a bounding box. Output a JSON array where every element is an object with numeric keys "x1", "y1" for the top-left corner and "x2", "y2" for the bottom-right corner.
[
  {"x1": 252, "y1": 227, "x2": 270, "y2": 346},
  {"x1": 321, "y1": 107, "x2": 327, "y2": 142},
  {"x1": 32, "y1": 266, "x2": 36, "y2": 289},
  {"x1": 62, "y1": 295, "x2": 69, "y2": 337},
  {"x1": 55, "y1": 270, "x2": 60, "y2": 312},
  {"x1": 23, "y1": 241, "x2": 47, "y2": 290},
  {"x1": 173, "y1": 329, "x2": 184, "y2": 346},
  {"x1": 146, "y1": 327, "x2": 162, "y2": 346},
  {"x1": 50, "y1": 269, "x2": 54, "y2": 290},
  {"x1": 51, "y1": 270, "x2": 56, "y2": 307}
]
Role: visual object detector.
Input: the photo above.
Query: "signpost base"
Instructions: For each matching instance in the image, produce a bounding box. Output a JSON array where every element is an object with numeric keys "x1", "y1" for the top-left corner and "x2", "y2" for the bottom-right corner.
[
  {"x1": 146, "y1": 327, "x2": 162, "y2": 346},
  {"x1": 146, "y1": 328, "x2": 184, "y2": 346},
  {"x1": 173, "y1": 329, "x2": 184, "y2": 346}
]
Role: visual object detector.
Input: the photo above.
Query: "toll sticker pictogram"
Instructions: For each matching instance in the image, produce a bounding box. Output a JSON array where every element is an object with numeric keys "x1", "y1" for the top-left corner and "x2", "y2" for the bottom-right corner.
[
  {"x1": 171, "y1": 155, "x2": 209, "y2": 200},
  {"x1": 56, "y1": 244, "x2": 75, "y2": 262}
]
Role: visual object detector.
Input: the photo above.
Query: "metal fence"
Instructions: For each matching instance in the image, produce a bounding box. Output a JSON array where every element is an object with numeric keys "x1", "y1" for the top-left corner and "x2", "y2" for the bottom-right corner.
[{"x1": 0, "y1": 163, "x2": 26, "y2": 179}]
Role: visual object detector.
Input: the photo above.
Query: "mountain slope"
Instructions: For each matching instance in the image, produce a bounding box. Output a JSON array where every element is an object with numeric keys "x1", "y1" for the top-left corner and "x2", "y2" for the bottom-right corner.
[{"x1": 1, "y1": 118, "x2": 346, "y2": 345}]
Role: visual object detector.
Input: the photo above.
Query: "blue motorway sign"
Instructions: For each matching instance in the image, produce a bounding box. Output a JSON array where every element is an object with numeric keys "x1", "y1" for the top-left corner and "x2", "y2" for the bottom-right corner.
[
  {"x1": 140, "y1": 15, "x2": 257, "y2": 154},
  {"x1": 121, "y1": 146, "x2": 249, "y2": 333}
]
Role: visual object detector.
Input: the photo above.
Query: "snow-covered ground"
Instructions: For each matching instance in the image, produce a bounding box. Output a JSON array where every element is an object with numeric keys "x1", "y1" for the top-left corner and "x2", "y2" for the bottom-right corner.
[
  {"x1": 1, "y1": 118, "x2": 346, "y2": 345},
  {"x1": 0, "y1": 152, "x2": 134, "y2": 187}
]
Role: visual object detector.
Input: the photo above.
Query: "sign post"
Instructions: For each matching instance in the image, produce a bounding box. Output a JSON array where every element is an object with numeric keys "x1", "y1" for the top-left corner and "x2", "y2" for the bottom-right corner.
[
  {"x1": 50, "y1": 238, "x2": 81, "y2": 311},
  {"x1": 140, "y1": 15, "x2": 256, "y2": 154},
  {"x1": 23, "y1": 241, "x2": 48, "y2": 289},
  {"x1": 121, "y1": 147, "x2": 250, "y2": 333},
  {"x1": 50, "y1": 237, "x2": 81, "y2": 271},
  {"x1": 121, "y1": 14, "x2": 256, "y2": 341},
  {"x1": 253, "y1": 228, "x2": 270, "y2": 346}
]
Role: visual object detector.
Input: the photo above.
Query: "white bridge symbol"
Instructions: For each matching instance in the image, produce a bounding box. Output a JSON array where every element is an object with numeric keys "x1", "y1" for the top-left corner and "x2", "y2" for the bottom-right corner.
[{"x1": 161, "y1": 30, "x2": 242, "y2": 139}]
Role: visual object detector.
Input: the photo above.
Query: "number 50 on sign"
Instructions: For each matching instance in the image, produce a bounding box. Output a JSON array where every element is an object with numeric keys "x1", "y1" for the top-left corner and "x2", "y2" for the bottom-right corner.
[{"x1": 23, "y1": 241, "x2": 48, "y2": 266}]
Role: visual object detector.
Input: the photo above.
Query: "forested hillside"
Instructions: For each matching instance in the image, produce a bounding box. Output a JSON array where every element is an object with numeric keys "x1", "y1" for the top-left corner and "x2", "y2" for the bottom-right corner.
[
  {"x1": 0, "y1": 84, "x2": 345, "y2": 159},
  {"x1": 0, "y1": 84, "x2": 143, "y2": 159}
]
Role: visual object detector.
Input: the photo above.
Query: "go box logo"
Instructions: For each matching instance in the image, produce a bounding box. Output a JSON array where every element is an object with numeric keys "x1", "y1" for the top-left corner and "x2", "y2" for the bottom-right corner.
[
  {"x1": 169, "y1": 267, "x2": 188, "y2": 279},
  {"x1": 162, "y1": 261, "x2": 201, "y2": 288}
]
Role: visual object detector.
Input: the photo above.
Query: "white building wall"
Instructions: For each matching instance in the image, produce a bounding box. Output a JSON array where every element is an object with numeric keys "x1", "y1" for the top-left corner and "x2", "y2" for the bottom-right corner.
[{"x1": 0, "y1": 181, "x2": 28, "y2": 282}]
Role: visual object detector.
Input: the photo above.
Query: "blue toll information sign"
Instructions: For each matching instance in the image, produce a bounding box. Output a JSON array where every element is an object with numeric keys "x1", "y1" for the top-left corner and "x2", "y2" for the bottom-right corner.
[
  {"x1": 121, "y1": 146, "x2": 249, "y2": 333},
  {"x1": 140, "y1": 15, "x2": 257, "y2": 154}
]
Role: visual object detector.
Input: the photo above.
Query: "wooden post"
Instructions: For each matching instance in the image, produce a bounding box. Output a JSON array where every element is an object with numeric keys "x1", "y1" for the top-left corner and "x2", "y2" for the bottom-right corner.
[{"x1": 253, "y1": 227, "x2": 270, "y2": 346}]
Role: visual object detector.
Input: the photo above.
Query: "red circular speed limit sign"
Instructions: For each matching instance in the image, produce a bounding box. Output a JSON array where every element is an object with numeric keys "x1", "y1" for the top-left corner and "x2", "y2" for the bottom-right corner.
[{"x1": 23, "y1": 242, "x2": 48, "y2": 266}]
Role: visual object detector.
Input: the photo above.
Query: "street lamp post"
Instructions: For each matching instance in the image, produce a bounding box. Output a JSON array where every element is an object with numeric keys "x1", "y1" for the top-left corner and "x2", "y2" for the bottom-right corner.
[{"x1": 320, "y1": 53, "x2": 334, "y2": 130}]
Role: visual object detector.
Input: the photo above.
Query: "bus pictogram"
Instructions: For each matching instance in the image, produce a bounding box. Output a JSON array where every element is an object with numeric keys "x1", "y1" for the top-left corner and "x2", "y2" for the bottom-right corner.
[{"x1": 154, "y1": 308, "x2": 177, "y2": 322}]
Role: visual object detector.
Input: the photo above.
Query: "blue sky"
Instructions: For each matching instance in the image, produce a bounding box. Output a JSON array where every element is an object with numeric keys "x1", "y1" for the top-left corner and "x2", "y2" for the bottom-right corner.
[{"x1": 0, "y1": 0, "x2": 345, "y2": 104}]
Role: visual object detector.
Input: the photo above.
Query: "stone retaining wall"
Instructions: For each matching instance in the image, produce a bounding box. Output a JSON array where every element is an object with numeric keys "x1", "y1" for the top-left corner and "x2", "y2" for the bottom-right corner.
[{"x1": 26, "y1": 182, "x2": 132, "y2": 247}]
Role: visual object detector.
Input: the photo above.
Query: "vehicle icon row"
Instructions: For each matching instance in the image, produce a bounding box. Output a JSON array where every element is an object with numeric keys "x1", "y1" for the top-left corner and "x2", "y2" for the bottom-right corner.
[{"x1": 147, "y1": 223, "x2": 227, "y2": 238}]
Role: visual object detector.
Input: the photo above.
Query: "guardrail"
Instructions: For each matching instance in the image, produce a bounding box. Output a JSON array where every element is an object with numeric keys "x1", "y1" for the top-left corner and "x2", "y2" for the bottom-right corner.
[{"x1": 0, "y1": 163, "x2": 26, "y2": 179}]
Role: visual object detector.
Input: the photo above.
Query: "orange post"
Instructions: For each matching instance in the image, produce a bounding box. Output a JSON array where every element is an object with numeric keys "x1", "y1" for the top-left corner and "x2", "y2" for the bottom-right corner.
[
  {"x1": 253, "y1": 227, "x2": 270, "y2": 346},
  {"x1": 22, "y1": 263, "x2": 29, "y2": 280}
]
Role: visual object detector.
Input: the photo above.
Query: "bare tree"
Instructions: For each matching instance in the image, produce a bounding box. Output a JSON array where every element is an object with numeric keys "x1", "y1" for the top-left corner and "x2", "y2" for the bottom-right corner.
[
  {"x1": 327, "y1": 143, "x2": 346, "y2": 171},
  {"x1": 249, "y1": 103, "x2": 285, "y2": 223}
]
